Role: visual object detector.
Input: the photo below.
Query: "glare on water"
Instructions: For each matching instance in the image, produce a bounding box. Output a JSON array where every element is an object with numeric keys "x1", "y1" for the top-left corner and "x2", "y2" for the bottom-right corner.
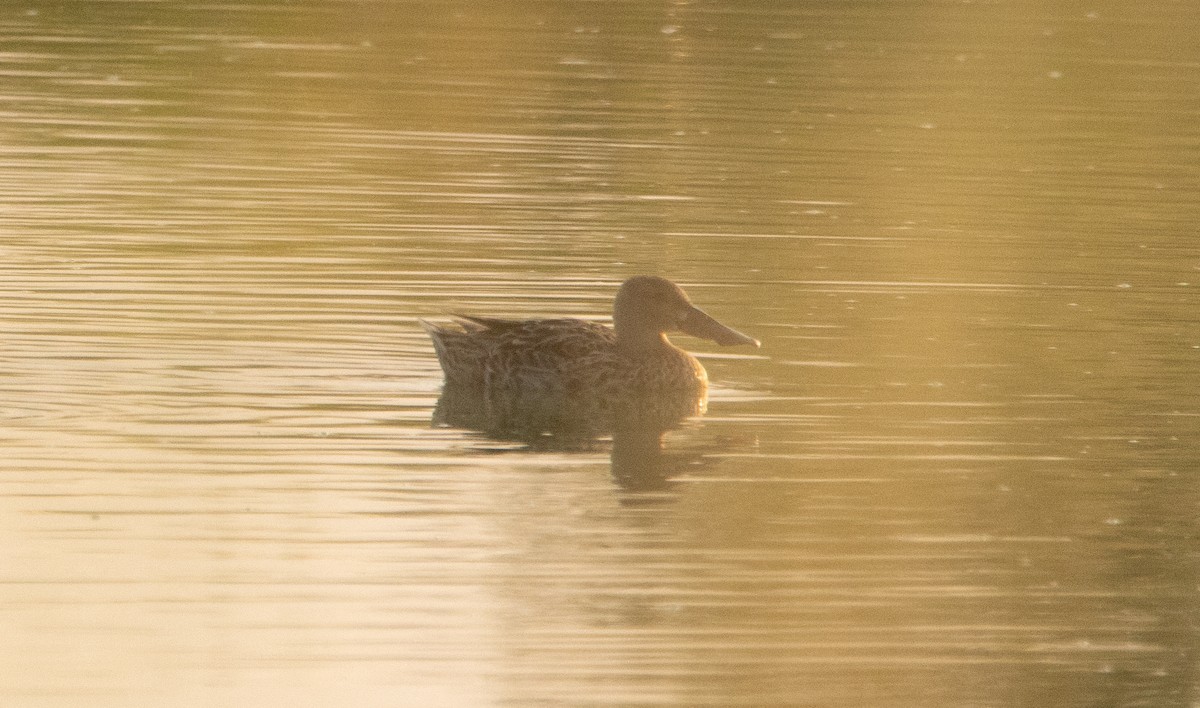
[{"x1": 0, "y1": 1, "x2": 1197, "y2": 706}]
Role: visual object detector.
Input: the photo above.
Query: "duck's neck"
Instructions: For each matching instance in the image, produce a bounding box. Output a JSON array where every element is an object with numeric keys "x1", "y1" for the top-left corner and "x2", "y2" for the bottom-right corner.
[{"x1": 615, "y1": 327, "x2": 670, "y2": 355}]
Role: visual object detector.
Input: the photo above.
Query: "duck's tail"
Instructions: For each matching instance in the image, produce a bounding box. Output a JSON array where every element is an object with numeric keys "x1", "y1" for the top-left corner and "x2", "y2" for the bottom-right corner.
[{"x1": 419, "y1": 318, "x2": 489, "y2": 389}]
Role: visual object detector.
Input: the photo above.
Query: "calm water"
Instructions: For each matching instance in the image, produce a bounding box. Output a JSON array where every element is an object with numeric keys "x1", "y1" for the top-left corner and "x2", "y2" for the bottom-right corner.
[{"x1": 2, "y1": 1, "x2": 1198, "y2": 706}]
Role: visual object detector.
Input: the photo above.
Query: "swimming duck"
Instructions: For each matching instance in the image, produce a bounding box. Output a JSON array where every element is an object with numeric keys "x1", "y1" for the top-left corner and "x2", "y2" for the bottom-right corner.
[{"x1": 422, "y1": 275, "x2": 759, "y2": 439}]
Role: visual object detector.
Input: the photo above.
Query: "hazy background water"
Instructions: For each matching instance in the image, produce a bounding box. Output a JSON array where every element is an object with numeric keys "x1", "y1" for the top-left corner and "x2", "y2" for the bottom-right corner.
[{"x1": 1, "y1": 1, "x2": 1197, "y2": 706}]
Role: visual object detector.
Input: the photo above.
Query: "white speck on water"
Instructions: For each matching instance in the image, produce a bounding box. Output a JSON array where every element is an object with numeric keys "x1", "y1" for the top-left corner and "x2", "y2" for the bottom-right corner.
[{"x1": 1048, "y1": 70, "x2": 1064, "y2": 79}]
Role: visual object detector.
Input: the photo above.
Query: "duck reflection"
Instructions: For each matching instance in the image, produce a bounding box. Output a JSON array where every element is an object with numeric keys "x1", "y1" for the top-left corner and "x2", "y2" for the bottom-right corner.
[{"x1": 423, "y1": 276, "x2": 760, "y2": 488}]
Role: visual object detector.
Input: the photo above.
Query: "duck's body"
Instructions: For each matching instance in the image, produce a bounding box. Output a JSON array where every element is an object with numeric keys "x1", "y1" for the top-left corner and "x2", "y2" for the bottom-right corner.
[{"x1": 423, "y1": 276, "x2": 758, "y2": 439}]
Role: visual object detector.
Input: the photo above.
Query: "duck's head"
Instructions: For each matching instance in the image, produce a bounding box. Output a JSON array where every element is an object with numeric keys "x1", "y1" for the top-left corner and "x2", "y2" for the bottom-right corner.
[{"x1": 613, "y1": 275, "x2": 760, "y2": 349}]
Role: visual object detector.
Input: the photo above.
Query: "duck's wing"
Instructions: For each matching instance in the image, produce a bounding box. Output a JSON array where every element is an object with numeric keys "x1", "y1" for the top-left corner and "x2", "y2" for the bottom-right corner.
[
  {"x1": 480, "y1": 319, "x2": 616, "y2": 434},
  {"x1": 423, "y1": 317, "x2": 615, "y2": 389},
  {"x1": 488, "y1": 319, "x2": 615, "y2": 358}
]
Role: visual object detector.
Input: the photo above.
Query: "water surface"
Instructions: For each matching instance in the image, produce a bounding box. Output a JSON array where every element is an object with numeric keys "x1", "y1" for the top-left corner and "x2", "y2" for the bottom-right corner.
[{"x1": 1, "y1": 1, "x2": 1197, "y2": 706}]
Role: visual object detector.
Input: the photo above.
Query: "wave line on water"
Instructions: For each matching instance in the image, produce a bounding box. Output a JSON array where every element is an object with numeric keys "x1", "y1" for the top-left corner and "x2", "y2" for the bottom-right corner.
[{"x1": 672, "y1": 476, "x2": 890, "y2": 484}]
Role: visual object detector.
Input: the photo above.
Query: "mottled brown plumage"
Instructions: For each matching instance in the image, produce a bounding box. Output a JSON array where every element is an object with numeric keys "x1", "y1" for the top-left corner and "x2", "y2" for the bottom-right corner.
[{"x1": 422, "y1": 276, "x2": 759, "y2": 440}]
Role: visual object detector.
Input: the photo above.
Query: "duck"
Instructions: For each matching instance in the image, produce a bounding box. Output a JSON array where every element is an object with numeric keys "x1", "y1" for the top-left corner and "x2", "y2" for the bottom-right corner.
[{"x1": 421, "y1": 275, "x2": 759, "y2": 439}]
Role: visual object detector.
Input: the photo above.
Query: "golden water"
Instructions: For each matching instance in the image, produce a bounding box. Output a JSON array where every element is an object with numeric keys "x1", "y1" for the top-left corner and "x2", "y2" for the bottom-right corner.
[{"x1": 1, "y1": 2, "x2": 1197, "y2": 706}]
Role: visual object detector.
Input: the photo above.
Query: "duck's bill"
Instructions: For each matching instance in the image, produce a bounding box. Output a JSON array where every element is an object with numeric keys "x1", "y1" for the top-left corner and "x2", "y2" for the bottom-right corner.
[{"x1": 680, "y1": 307, "x2": 761, "y2": 348}]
